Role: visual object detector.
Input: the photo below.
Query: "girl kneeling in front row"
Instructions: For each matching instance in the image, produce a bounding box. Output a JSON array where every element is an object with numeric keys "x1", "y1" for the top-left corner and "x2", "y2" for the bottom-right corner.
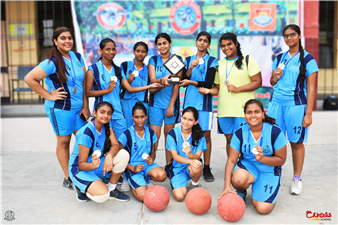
[
  {"x1": 219, "y1": 99, "x2": 287, "y2": 214},
  {"x1": 167, "y1": 107, "x2": 207, "y2": 201},
  {"x1": 69, "y1": 101, "x2": 130, "y2": 203},
  {"x1": 118, "y1": 102, "x2": 167, "y2": 202}
]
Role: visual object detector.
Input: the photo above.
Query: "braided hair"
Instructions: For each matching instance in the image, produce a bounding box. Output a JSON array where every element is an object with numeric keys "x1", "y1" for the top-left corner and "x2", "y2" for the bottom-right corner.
[
  {"x1": 244, "y1": 99, "x2": 275, "y2": 125},
  {"x1": 283, "y1": 24, "x2": 306, "y2": 84},
  {"x1": 219, "y1": 32, "x2": 244, "y2": 70},
  {"x1": 182, "y1": 107, "x2": 203, "y2": 147},
  {"x1": 93, "y1": 101, "x2": 114, "y2": 155},
  {"x1": 47, "y1": 27, "x2": 73, "y2": 84},
  {"x1": 98, "y1": 38, "x2": 122, "y2": 81}
]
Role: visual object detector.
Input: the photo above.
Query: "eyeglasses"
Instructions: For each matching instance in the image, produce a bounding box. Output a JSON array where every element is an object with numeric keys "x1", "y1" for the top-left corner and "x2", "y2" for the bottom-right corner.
[{"x1": 283, "y1": 32, "x2": 297, "y2": 39}]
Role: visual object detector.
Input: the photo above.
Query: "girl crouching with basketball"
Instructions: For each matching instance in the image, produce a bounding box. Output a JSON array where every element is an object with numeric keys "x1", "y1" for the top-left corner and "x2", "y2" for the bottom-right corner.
[
  {"x1": 218, "y1": 99, "x2": 287, "y2": 214},
  {"x1": 166, "y1": 107, "x2": 207, "y2": 201},
  {"x1": 118, "y1": 102, "x2": 167, "y2": 202},
  {"x1": 69, "y1": 101, "x2": 130, "y2": 203}
]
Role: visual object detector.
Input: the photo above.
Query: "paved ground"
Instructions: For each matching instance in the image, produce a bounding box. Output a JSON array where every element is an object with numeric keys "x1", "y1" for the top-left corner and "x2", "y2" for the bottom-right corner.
[{"x1": 1, "y1": 112, "x2": 337, "y2": 224}]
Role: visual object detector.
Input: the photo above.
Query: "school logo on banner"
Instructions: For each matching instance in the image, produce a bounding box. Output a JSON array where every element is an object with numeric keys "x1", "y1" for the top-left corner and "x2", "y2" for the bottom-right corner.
[
  {"x1": 249, "y1": 3, "x2": 276, "y2": 31},
  {"x1": 169, "y1": 0, "x2": 201, "y2": 35},
  {"x1": 94, "y1": 2, "x2": 126, "y2": 30}
]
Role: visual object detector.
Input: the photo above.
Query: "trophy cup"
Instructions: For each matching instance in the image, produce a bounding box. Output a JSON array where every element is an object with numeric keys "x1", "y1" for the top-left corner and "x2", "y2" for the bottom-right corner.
[{"x1": 163, "y1": 54, "x2": 186, "y2": 84}]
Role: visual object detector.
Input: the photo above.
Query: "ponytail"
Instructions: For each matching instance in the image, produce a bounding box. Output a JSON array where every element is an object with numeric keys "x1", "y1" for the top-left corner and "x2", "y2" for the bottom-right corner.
[{"x1": 298, "y1": 39, "x2": 306, "y2": 84}]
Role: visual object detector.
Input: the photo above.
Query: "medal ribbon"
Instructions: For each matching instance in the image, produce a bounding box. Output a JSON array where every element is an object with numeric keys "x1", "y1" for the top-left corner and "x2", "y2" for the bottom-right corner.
[
  {"x1": 159, "y1": 53, "x2": 172, "y2": 77},
  {"x1": 280, "y1": 50, "x2": 300, "y2": 69},
  {"x1": 133, "y1": 59, "x2": 145, "y2": 80},
  {"x1": 101, "y1": 60, "x2": 114, "y2": 86},
  {"x1": 248, "y1": 123, "x2": 264, "y2": 152},
  {"x1": 225, "y1": 55, "x2": 238, "y2": 81},
  {"x1": 180, "y1": 127, "x2": 192, "y2": 146},
  {"x1": 133, "y1": 125, "x2": 150, "y2": 157},
  {"x1": 93, "y1": 119, "x2": 105, "y2": 151},
  {"x1": 196, "y1": 54, "x2": 207, "y2": 71}
]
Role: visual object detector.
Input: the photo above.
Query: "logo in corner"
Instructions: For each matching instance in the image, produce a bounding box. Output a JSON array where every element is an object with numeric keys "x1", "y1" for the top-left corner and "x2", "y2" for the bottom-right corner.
[
  {"x1": 94, "y1": 2, "x2": 126, "y2": 30},
  {"x1": 306, "y1": 210, "x2": 332, "y2": 221},
  {"x1": 4, "y1": 210, "x2": 15, "y2": 221}
]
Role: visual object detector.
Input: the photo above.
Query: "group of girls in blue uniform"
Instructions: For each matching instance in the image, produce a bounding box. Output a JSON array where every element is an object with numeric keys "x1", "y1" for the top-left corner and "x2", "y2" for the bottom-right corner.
[{"x1": 25, "y1": 24, "x2": 318, "y2": 213}]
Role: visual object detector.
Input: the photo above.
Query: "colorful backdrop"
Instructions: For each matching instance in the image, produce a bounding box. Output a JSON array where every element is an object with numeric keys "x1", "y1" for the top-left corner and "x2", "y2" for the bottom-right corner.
[{"x1": 71, "y1": 0, "x2": 303, "y2": 112}]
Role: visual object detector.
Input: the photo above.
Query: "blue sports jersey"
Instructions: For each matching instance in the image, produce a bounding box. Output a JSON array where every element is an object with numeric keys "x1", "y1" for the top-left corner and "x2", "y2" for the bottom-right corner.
[
  {"x1": 166, "y1": 126, "x2": 207, "y2": 171},
  {"x1": 148, "y1": 54, "x2": 182, "y2": 109},
  {"x1": 118, "y1": 126, "x2": 157, "y2": 167},
  {"x1": 88, "y1": 61, "x2": 125, "y2": 119},
  {"x1": 271, "y1": 50, "x2": 319, "y2": 106},
  {"x1": 39, "y1": 51, "x2": 85, "y2": 111},
  {"x1": 230, "y1": 122, "x2": 287, "y2": 173},
  {"x1": 69, "y1": 121, "x2": 106, "y2": 169},
  {"x1": 183, "y1": 55, "x2": 218, "y2": 111},
  {"x1": 120, "y1": 61, "x2": 149, "y2": 103}
]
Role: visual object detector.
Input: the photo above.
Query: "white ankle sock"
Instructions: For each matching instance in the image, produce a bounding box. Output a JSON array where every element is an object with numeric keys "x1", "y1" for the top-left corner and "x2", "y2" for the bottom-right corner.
[
  {"x1": 108, "y1": 183, "x2": 117, "y2": 192},
  {"x1": 191, "y1": 180, "x2": 199, "y2": 185}
]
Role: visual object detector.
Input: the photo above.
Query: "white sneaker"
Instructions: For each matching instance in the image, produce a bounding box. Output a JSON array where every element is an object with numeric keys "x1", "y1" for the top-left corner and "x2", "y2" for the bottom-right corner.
[
  {"x1": 121, "y1": 179, "x2": 130, "y2": 192},
  {"x1": 290, "y1": 179, "x2": 303, "y2": 195}
]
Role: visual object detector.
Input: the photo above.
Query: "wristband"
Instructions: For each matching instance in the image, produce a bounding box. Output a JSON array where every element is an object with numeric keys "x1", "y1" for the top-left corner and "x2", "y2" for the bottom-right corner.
[
  {"x1": 83, "y1": 107, "x2": 89, "y2": 109},
  {"x1": 107, "y1": 87, "x2": 112, "y2": 93},
  {"x1": 273, "y1": 76, "x2": 278, "y2": 83}
]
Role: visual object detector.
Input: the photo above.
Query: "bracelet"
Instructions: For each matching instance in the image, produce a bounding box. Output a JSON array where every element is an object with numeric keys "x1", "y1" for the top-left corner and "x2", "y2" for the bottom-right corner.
[
  {"x1": 83, "y1": 107, "x2": 89, "y2": 109},
  {"x1": 273, "y1": 76, "x2": 278, "y2": 83},
  {"x1": 107, "y1": 87, "x2": 112, "y2": 93}
]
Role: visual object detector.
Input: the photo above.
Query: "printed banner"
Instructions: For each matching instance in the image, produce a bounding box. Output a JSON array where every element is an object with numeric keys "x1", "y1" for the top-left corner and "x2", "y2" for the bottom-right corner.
[{"x1": 71, "y1": 0, "x2": 302, "y2": 111}]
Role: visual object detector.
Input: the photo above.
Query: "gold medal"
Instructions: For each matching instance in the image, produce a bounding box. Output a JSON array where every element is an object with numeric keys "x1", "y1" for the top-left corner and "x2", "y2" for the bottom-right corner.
[{"x1": 73, "y1": 87, "x2": 77, "y2": 94}]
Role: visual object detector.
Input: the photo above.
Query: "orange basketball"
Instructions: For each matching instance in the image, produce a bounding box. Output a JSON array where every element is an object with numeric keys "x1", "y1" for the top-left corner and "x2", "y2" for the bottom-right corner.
[
  {"x1": 144, "y1": 185, "x2": 170, "y2": 212},
  {"x1": 185, "y1": 188, "x2": 212, "y2": 215},
  {"x1": 217, "y1": 192, "x2": 246, "y2": 222}
]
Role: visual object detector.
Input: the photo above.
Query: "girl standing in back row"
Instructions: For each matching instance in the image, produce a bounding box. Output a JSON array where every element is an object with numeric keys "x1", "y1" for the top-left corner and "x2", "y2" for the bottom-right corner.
[
  {"x1": 268, "y1": 24, "x2": 318, "y2": 195},
  {"x1": 179, "y1": 31, "x2": 218, "y2": 182},
  {"x1": 25, "y1": 27, "x2": 90, "y2": 189},
  {"x1": 148, "y1": 33, "x2": 182, "y2": 176}
]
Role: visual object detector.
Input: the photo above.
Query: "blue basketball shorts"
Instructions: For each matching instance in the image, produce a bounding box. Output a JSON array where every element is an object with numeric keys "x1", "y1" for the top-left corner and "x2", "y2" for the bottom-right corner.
[
  {"x1": 267, "y1": 103, "x2": 308, "y2": 143},
  {"x1": 233, "y1": 159, "x2": 281, "y2": 204},
  {"x1": 121, "y1": 99, "x2": 149, "y2": 128},
  {"x1": 110, "y1": 118, "x2": 128, "y2": 139},
  {"x1": 217, "y1": 117, "x2": 246, "y2": 135},
  {"x1": 69, "y1": 155, "x2": 111, "y2": 193},
  {"x1": 148, "y1": 106, "x2": 181, "y2": 126},
  {"x1": 197, "y1": 110, "x2": 213, "y2": 131},
  {"x1": 46, "y1": 106, "x2": 86, "y2": 136},
  {"x1": 123, "y1": 162, "x2": 161, "y2": 190},
  {"x1": 169, "y1": 165, "x2": 191, "y2": 190}
]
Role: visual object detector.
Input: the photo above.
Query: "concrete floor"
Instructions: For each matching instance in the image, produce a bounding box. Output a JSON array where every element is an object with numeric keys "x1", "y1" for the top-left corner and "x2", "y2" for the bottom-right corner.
[{"x1": 1, "y1": 112, "x2": 337, "y2": 224}]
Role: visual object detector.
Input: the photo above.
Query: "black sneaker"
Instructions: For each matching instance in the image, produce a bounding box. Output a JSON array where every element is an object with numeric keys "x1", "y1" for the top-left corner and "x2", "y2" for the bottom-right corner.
[
  {"x1": 164, "y1": 165, "x2": 170, "y2": 178},
  {"x1": 73, "y1": 185, "x2": 89, "y2": 202},
  {"x1": 109, "y1": 189, "x2": 130, "y2": 202},
  {"x1": 203, "y1": 166, "x2": 215, "y2": 182},
  {"x1": 63, "y1": 177, "x2": 73, "y2": 190}
]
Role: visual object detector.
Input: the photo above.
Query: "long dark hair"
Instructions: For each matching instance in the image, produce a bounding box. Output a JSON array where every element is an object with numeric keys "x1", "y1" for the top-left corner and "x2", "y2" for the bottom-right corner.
[
  {"x1": 283, "y1": 24, "x2": 306, "y2": 84},
  {"x1": 47, "y1": 27, "x2": 73, "y2": 84},
  {"x1": 182, "y1": 107, "x2": 203, "y2": 147},
  {"x1": 98, "y1": 38, "x2": 122, "y2": 81},
  {"x1": 132, "y1": 102, "x2": 147, "y2": 116},
  {"x1": 155, "y1": 33, "x2": 171, "y2": 45},
  {"x1": 133, "y1": 42, "x2": 149, "y2": 53},
  {"x1": 196, "y1": 31, "x2": 211, "y2": 55},
  {"x1": 244, "y1": 99, "x2": 275, "y2": 125},
  {"x1": 94, "y1": 101, "x2": 114, "y2": 155},
  {"x1": 219, "y1": 32, "x2": 243, "y2": 70}
]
